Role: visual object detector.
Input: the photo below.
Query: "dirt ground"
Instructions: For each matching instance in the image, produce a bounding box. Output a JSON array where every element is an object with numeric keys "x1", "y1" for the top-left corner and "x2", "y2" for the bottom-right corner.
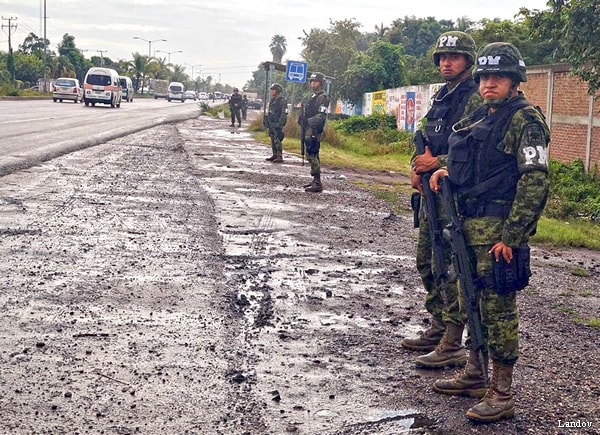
[{"x1": 0, "y1": 114, "x2": 598, "y2": 435}]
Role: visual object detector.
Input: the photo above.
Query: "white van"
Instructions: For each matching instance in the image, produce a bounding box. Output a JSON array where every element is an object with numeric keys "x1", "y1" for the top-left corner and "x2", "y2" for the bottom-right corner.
[
  {"x1": 119, "y1": 76, "x2": 134, "y2": 102},
  {"x1": 167, "y1": 82, "x2": 185, "y2": 102},
  {"x1": 83, "y1": 67, "x2": 122, "y2": 108}
]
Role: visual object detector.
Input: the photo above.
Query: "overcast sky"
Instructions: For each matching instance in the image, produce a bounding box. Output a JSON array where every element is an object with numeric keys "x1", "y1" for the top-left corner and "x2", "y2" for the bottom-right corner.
[{"x1": 1, "y1": 0, "x2": 548, "y2": 87}]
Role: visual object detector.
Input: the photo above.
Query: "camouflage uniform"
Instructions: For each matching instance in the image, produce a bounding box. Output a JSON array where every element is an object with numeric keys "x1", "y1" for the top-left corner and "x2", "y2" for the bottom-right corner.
[
  {"x1": 299, "y1": 72, "x2": 330, "y2": 192},
  {"x1": 416, "y1": 91, "x2": 481, "y2": 326},
  {"x1": 403, "y1": 32, "x2": 481, "y2": 359},
  {"x1": 433, "y1": 42, "x2": 550, "y2": 423},
  {"x1": 453, "y1": 95, "x2": 550, "y2": 364},
  {"x1": 265, "y1": 83, "x2": 288, "y2": 163}
]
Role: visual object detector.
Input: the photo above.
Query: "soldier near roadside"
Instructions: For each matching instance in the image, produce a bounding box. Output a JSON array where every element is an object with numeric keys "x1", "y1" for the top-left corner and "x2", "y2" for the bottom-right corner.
[
  {"x1": 402, "y1": 31, "x2": 482, "y2": 369},
  {"x1": 264, "y1": 83, "x2": 288, "y2": 163},
  {"x1": 429, "y1": 42, "x2": 550, "y2": 423},
  {"x1": 298, "y1": 72, "x2": 330, "y2": 193},
  {"x1": 229, "y1": 87, "x2": 243, "y2": 127}
]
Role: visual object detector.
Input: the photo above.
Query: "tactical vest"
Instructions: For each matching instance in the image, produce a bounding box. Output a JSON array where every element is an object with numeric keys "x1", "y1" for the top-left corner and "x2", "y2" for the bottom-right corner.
[
  {"x1": 305, "y1": 90, "x2": 326, "y2": 118},
  {"x1": 267, "y1": 96, "x2": 286, "y2": 123},
  {"x1": 424, "y1": 78, "x2": 478, "y2": 156},
  {"x1": 448, "y1": 98, "x2": 532, "y2": 218}
]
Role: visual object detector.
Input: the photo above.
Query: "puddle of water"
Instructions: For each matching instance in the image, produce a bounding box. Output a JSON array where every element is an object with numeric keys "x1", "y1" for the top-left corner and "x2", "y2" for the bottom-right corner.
[{"x1": 368, "y1": 409, "x2": 437, "y2": 430}]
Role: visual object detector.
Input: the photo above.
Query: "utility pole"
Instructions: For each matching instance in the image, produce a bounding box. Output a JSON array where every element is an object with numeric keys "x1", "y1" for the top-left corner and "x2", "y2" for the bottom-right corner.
[
  {"x1": 43, "y1": 0, "x2": 48, "y2": 92},
  {"x1": 1, "y1": 16, "x2": 18, "y2": 85}
]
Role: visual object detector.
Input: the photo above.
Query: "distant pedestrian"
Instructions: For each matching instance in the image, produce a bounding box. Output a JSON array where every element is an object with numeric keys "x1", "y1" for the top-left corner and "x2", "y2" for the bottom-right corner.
[
  {"x1": 264, "y1": 83, "x2": 288, "y2": 163},
  {"x1": 298, "y1": 72, "x2": 329, "y2": 192},
  {"x1": 229, "y1": 87, "x2": 243, "y2": 128}
]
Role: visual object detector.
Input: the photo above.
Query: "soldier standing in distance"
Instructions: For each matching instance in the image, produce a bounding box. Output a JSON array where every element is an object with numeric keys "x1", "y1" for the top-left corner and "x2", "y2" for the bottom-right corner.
[
  {"x1": 264, "y1": 83, "x2": 288, "y2": 163},
  {"x1": 299, "y1": 72, "x2": 330, "y2": 193},
  {"x1": 229, "y1": 87, "x2": 243, "y2": 128},
  {"x1": 402, "y1": 32, "x2": 482, "y2": 370},
  {"x1": 429, "y1": 42, "x2": 550, "y2": 423}
]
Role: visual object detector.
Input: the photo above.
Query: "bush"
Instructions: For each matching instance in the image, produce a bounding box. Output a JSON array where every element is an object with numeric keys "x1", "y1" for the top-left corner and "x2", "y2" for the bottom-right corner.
[
  {"x1": 547, "y1": 159, "x2": 600, "y2": 221},
  {"x1": 332, "y1": 113, "x2": 397, "y2": 134}
]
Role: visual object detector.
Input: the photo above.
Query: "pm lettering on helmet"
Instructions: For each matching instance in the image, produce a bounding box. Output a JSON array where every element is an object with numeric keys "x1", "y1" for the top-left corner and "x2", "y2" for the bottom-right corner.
[
  {"x1": 439, "y1": 35, "x2": 458, "y2": 48},
  {"x1": 478, "y1": 55, "x2": 502, "y2": 66}
]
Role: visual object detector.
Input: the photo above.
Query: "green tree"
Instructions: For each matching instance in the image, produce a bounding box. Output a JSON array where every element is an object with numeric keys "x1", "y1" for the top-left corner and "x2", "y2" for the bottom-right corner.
[
  {"x1": 18, "y1": 32, "x2": 48, "y2": 58},
  {"x1": 57, "y1": 33, "x2": 87, "y2": 80},
  {"x1": 386, "y1": 17, "x2": 454, "y2": 58},
  {"x1": 521, "y1": 0, "x2": 599, "y2": 94},
  {"x1": 339, "y1": 41, "x2": 407, "y2": 103},
  {"x1": 471, "y1": 18, "x2": 556, "y2": 67},
  {"x1": 130, "y1": 52, "x2": 151, "y2": 94},
  {"x1": 269, "y1": 34, "x2": 287, "y2": 63},
  {"x1": 374, "y1": 22, "x2": 389, "y2": 40},
  {"x1": 13, "y1": 51, "x2": 44, "y2": 84},
  {"x1": 300, "y1": 19, "x2": 363, "y2": 103},
  {"x1": 170, "y1": 64, "x2": 187, "y2": 82}
]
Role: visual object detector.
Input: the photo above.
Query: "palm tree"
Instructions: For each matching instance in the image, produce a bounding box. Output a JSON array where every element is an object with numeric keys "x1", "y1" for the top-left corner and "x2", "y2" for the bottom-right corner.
[
  {"x1": 130, "y1": 52, "x2": 151, "y2": 94},
  {"x1": 269, "y1": 34, "x2": 287, "y2": 64},
  {"x1": 170, "y1": 64, "x2": 187, "y2": 83},
  {"x1": 456, "y1": 16, "x2": 475, "y2": 32},
  {"x1": 374, "y1": 22, "x2": 389, "y2": 40}
]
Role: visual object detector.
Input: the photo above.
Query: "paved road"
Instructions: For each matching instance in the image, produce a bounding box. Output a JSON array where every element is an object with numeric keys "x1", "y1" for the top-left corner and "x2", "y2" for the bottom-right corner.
[{"x1": 0, "y1": 98, "x2": 201, "y2": 176}]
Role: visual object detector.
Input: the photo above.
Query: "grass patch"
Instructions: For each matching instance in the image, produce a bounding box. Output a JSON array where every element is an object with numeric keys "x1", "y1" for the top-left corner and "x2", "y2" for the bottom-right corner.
[
  {"x1": 570, "y1": 266, "x2": 591, "y2": 277},
  {"x1": 532, "y1": 216, "x2": 600, "y2": 250},
  {"x1": 573, "y1": 317, "x2": 600, "y2": 329}
]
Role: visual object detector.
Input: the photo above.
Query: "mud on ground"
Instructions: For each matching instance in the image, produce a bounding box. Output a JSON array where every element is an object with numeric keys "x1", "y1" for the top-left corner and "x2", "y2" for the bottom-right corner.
[{"x1": 0, "y1": 116, "x2": 598, "y2": 435}]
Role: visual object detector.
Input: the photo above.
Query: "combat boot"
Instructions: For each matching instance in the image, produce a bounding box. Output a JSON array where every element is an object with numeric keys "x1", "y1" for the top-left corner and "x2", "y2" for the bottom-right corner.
[
  {"x1": 272, "y1": 150, "x2": 283, "y2": 163},
  {"x1": 265, "y1": 154, "x2": 276, "y2": 161},
  {"x1": 305, "y1": 174, "x2": 323, "y2": 192},
  {"x1": 400, "y1": 317, "x2": 445, "y2": 351},
  {"x1": 303, "y1": 178, "x2": 315, "y2": 188},
  {"x1": 432, "y1": 349, "x2": 488, "y2": 398},
  {"x1": 466, "y1": 361, "x2": 515, "y2": 422},
  {"x1": 414, "y1": 323, "x2": 467, "y2": 368}
]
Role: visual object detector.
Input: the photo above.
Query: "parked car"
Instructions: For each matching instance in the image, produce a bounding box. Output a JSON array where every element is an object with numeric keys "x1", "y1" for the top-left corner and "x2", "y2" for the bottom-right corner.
[
  {"x1": 246, "y1": 98, "x2": 263, "y2": 109},
  {"x1": 52, "y1": 78, "x2": 83, "y2": 103},
  {"x1": 183, "y1": 90, "x2": 197, "y2": 101},
  {"x1": 198, "y1": 92, "x2": 209, "y2": 100}
]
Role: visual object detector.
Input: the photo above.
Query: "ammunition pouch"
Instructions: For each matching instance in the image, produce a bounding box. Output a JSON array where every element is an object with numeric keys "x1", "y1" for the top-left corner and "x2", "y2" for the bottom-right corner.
[
  {"x1": 411, "y1": 192, "x2": 421, "y2": 228},
  {"x1": 489, "y1": 245, "x2": 531, "y2": 295}
]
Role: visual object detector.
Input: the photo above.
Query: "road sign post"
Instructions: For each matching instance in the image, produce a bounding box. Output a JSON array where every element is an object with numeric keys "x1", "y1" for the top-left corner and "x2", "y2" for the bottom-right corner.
[{"x1": 286, "y1": 61, "x2": 308, "y2": 83}]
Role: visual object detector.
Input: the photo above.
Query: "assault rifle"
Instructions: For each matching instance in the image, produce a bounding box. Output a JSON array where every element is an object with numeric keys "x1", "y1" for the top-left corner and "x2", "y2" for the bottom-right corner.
[
  {"x1": 299, "y1": 103, "x2": 306, "y2": 166},
  {"x1": 439, "y1": 176, "x2": 488, "y2": 382},
  {"x1": 413, "y1": 130, "x2": 448, "y2": 306}
]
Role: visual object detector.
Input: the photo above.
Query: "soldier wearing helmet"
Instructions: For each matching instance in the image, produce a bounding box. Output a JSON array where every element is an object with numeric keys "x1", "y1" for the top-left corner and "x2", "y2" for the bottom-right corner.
[
  {"x1": 403, "y1": 31, "x2": 482, "y2": 370},
  {"x1": 298, "y1": 72, "x2": 330, "y2": 192},
  {"x1": 264, "y1": 83, "x2": 288, "y2": 163},
  {"x1": 430, "y1": 42, "x2": 550, "y2": 423},
  {"x1": 229, "y1": 87, "x2": 243, "y2": 128}
]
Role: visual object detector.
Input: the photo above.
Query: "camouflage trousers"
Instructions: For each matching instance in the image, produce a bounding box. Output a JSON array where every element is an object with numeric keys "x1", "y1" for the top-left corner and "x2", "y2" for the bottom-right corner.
[
  {"x1": 416, "y1": 195, "x2": 463, "y2": 325},
  {"x1": 307, "y1": 153, "x2": 320, "y2": 176},
  {"x1": 459, "y1": 244, "x2": 520, "y2": 365},
  {"x1": 269, "y1": 128, "x2": 283, "y2": 154}
]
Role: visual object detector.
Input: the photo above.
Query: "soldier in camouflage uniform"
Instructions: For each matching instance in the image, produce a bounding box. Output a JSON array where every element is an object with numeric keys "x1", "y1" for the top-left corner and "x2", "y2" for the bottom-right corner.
[
  {"x1": 429, "y1": 42, "x2": 550, "y2": 423},
  {"x1": 298, "y1": 72, "x2": 330, "y2": 193},
  {"x1": 402, "y1": 32, "x2": 482, "y2": 370},
  {"x1": 264, "y1": 83, "x2": 288, "y2": 163}
]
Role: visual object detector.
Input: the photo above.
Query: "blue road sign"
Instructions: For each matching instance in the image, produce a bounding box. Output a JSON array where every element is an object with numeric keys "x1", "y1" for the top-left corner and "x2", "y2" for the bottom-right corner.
[{"x1": 286, "y1": 61, "x2": 308, "y2": 83}]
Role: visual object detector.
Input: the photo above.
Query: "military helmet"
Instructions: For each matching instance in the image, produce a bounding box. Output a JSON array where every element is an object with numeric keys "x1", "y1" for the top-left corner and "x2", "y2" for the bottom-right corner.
[
  {"x1": 473, "y1": 42, "x2": 527, "y2": 83},
  {"x1": 309, "y1": 72, "x2": 326, "y2": 84},
  {"x1": 233, "y1": 87, "x2": 239, "y2": 92},
  {"x1": 270, "y1": 83, "x2": 283, "y2": 93},
  {"x1": 432, "y1": 31, "x2": 477, "y2": 67}
]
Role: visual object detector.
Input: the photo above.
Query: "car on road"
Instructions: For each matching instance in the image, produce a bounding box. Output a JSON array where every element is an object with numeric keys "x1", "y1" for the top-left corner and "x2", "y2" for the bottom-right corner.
[
  {"x1": 183, "y1": 90, "x2": 197, "y2": 101},
  {"x1": 52, "y1": 78, "x2": 83, "y2": 103},
  {"x1": 246, "y1": 98, "x2": 263, "y2": 110},
  {"x1": 198, "y1": 92, "x2": 209, "y2": 100},
  {"x1": 167, "y1": 82, "x2": 185, "y2": 102},
  {"x1": 119, "y1": 76, "x2": 134, "y2": 102},
  {"x1": 83, "y1": 67, "x2": 122, "y2": 108}
]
